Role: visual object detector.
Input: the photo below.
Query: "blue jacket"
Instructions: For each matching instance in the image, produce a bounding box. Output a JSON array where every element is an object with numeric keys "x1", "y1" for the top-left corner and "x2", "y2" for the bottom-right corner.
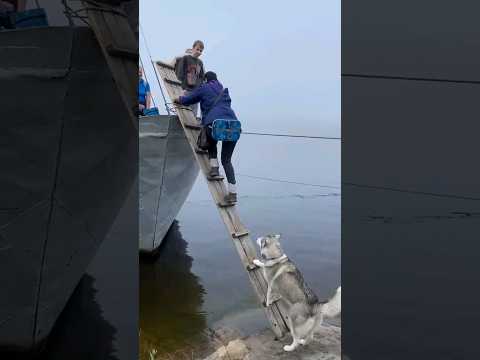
[
  {"x1": 178, "y1": 80, "x2": 237, "y2": 126},
  {"x1": 138, "y1": 79, "x2": 150, "y2": 106}
]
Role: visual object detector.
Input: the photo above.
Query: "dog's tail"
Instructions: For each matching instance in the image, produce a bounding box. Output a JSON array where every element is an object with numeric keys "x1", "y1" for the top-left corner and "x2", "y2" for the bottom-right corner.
[{"x1": 320, "y1": 286, "x2": 341, "y2": 318}]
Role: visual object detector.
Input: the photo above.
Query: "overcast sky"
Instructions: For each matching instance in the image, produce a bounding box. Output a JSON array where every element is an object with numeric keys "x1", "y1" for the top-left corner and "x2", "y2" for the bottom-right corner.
[{"x1": 139, "y1": 0, "x2": 340, "y2": 137}]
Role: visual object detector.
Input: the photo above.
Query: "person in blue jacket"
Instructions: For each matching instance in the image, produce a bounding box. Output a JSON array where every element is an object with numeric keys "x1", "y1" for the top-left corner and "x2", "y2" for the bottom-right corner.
[
  {"x1": 138, "y1": 66, "x2": 151, "y2": 115},
  {"x1": 174, "y1": 71, "x2": 239, "y2": 204}
]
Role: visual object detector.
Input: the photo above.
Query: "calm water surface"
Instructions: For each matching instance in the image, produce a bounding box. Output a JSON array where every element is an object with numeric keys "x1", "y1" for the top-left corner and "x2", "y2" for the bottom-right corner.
[
  {"x1": 140, "y1": 137, "x2": 341, "y2": 359},
  {"x1": 32, "y1": 137, "x2": 339, "y2": 360}
]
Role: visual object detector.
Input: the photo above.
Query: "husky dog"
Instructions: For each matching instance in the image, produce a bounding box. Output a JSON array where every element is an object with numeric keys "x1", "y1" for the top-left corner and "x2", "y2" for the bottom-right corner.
[{"x1": 253, "y1": 234, "x2": 341, "y2": 352}]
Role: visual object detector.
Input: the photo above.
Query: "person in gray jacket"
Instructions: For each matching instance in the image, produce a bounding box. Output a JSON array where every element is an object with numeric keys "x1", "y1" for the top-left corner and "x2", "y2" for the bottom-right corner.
[{"x1": 174, "y1": 40, "x2": 205, "y2": 117}]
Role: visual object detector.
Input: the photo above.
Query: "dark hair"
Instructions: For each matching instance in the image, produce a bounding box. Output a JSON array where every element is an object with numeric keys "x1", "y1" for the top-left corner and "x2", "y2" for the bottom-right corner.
[
  {"x1": 192, "y1": 40, "x2": 204, "y2": 49},
  {"x1": 205, "y1": 71, "x2": 217, "y2": 82}
]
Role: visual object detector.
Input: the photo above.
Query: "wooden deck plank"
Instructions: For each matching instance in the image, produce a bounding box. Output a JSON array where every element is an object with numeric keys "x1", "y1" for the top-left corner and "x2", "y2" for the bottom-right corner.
[{"x1": 155, "y1": 61, "x2": 289, "y2": 337}]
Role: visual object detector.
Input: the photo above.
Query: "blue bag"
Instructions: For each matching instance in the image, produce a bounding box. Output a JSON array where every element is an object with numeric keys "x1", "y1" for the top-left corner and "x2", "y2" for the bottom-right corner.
[
  {"x1": 11, "y1": 8, "x2": 48, "y2": 28},
  {"x1": 211, "y1": 119, "x2": 242, "y2": 142},
  {"x1": 143, "y1": 107, "x2": 159, "y2": 116}
]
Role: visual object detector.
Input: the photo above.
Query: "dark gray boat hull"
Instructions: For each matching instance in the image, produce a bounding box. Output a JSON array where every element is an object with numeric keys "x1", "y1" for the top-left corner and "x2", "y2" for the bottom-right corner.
[
  {"x1": 139, "y1": 115, "x2": 199, "y2": 252},
  {"x1": 0, "y1": 27, "x2": 137, "y2": 351}
]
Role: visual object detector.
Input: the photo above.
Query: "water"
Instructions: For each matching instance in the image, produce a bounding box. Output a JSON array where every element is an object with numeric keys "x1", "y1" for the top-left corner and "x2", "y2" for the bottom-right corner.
[
  {"x1": 139, "y1": 136, "x2": 340, "y2": 359},
  {"x1": 32, "y1": 137, "x2": 339, "y2": 360}
]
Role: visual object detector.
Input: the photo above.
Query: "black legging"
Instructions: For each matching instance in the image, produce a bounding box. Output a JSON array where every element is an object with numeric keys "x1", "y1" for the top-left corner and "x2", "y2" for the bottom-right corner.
[{"x1": 206, "y1": 126, "x2": 237, "y2": 184}]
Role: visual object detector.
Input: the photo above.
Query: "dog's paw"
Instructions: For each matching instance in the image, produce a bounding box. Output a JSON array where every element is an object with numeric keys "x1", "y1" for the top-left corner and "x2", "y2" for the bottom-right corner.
[
  {"x1": 283, "y1": 344, "x2": 297, "y2": 352},
  {"x1": 253, "y1": 259, "x2": 263, "y2": 267},
  {"x1": 299, "y1": 339, "x2": 306, "y2": 345}
]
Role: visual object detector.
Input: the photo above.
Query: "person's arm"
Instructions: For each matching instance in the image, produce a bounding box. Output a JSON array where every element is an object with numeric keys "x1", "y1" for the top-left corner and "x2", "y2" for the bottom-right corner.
[
  {"x1": 146, "y1": 93, "x2": 152, "y2": 109},
  {"x1": 176, "y1": 85, "x2": 203, "y2": 105},
  {"x1": 170, "y1": 55, "x2": 179, "y2": 67},
  {"x1": 145, "y1": 83, "x2": 152, "y2": 109}
]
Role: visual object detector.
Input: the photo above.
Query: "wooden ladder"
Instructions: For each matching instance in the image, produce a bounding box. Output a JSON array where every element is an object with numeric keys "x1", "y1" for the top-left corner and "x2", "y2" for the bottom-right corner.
[
  {"x1": 83, "y1": 0, "x2": 138, "y2": 131},
  {"x1": 155, "y1": 60, "x2": 289, "y2": 338}
]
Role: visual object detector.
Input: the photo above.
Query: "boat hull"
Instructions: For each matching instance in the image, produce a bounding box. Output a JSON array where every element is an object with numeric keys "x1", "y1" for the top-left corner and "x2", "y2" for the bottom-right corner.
[
  {"x1": 139, "y1": 115, "x2": 199, "y2": 252},
  {"x1": 0, "y1": 27, "x2": 137, "y2": 351}
]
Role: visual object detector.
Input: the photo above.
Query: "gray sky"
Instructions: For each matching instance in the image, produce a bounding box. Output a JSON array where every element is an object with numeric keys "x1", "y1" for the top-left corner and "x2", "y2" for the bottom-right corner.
[{"x1": 139, "y1": 0, "x2": 340, "y2": 137}]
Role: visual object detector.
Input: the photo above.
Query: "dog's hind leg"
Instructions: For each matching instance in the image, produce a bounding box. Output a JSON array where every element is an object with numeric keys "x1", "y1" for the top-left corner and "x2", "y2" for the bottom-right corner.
[
  {"x1": 295, "y1": 315, "x2": 316, "y2": 345},
  {"x1": 304, "y1": 313, "x2": 322, "y2": 345},
  {"x1": 283, "y1": 316, "x2": 301, "y2": 352},
  {"x1": 304, "y1": 309, "x2": 324, "y2": 345}
]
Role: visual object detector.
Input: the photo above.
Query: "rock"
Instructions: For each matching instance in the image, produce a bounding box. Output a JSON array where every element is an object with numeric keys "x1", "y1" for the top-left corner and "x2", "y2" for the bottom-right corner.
[
  {"x1": 203, "y1": 339, "x2": 249, "y2": 360},
  {"x1": 203, "y1": 345, "x2": 227, "y2": 360},
  {"x1": 211, "y1": 326, "x2": 244, "y2": 344},
  {"x1": 226, "y1": 339, "x2": 249, "y2": 359}
]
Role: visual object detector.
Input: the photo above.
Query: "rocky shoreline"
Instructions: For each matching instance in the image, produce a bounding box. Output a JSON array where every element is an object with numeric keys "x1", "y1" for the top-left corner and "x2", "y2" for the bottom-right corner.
[
  {"x1": 148, "y1": 317, "x2": 341, "y2": 360},
  {"x1": 202, "y1": 321, "x2": 341, "y2": 360}
]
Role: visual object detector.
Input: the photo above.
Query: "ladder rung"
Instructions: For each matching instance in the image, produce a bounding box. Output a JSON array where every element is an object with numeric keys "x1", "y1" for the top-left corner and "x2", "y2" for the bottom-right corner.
[
  {"x1": 164, "y1": 78, "x2": 182, "y2": 87},
  {"x1": 184, "y1": 123, "x2": 202, "y2": 130},
  {"x1": 106, "y1": 44, "x2": 138, "y2": 60},
  {"x1": 156, "y1": 60, "x2": 175, "y2": 70},
  {"x1": 218, "y1": 200, "x2": 236, "y2": 208},
  {"x1": 232, "y1": 229, "x2": 249, "y2": 238},
  {"x1": 207, "y1": 175, "x2": 224, "y2": 181},
  {"x1": 263, "y1": 293, "x2": 282, "y2": 307},
  {"x1": 195, "y1": 148, "x2": 208, "y2": 154}
]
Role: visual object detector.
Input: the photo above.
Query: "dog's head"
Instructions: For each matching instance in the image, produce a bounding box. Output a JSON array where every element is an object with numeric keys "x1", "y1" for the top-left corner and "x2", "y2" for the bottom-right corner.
[{"x1": 257, "y1": 234, "x2": 284, "y2": 260}]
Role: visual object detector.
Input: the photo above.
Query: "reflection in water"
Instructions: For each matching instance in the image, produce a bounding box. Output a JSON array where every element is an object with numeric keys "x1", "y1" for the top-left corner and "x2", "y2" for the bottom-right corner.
[
  {"x1": 140, "y1": 221, "x2": 207, "y2": 360},
  {"x1": 41, "y1": 275, "x2": 117, "y2": 360}
]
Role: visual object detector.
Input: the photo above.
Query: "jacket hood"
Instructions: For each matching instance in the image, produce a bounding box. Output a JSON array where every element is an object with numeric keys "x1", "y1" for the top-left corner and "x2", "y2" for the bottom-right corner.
[{"x1": 207, "y1": 80, "x2": 223, "y2": 93}]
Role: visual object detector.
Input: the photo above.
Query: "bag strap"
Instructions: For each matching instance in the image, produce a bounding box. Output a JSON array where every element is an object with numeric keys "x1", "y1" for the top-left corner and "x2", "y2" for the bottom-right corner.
[{"x1": 204, "y1": 88, "x2": 225, "y2": 118}]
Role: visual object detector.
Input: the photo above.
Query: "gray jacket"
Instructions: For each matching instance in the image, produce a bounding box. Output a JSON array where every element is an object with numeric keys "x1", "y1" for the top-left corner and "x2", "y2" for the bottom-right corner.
[{"x1": 174, "y1": 55, "x2": 205, "y2": 91}]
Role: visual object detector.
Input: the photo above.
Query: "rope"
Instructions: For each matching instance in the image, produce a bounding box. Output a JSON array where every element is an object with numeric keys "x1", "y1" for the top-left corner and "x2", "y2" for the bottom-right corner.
[
  {"x1": 237, "y1": 173, "x2": 340, "y2": 189},
  {"x1": 242, "y1": 131, "x2": 340, "y2": 140},
  {"x1": 139, "y1": 23, "x2": 171, "y2": 115},
  {"x1": 154, "y1": 118, "x2": 338, "y2": 140},
  {"x1": 63, "y1": 0, "x2": 84, "y2": 26}
]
